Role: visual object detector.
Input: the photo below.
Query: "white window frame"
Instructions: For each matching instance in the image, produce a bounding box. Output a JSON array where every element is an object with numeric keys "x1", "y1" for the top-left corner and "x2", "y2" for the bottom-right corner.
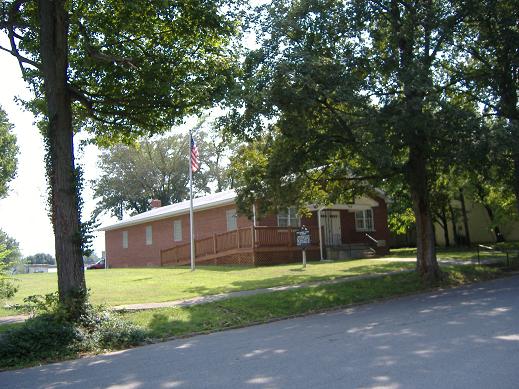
[
  {"x1": 277, "y1": 207, "x2": 301, "y2": 228},
  {"x1": 226, "y1": 209, "x2": 237, "y2": 231},
  {"x1": 355, "y1": 209, "x2": 374, "y2": 232},
  {"x1": 122, "y1": 231, "x2": 128, "y2": 249},
  {"x1": 145, "y1": 225, "x2": 153, "y2": 245},
  {"x1": 173, "y1": 220, "x2": 182, "y2": 242}
]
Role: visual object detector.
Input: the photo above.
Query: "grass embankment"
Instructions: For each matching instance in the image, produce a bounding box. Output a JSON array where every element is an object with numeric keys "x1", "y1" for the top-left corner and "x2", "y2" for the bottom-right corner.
[
  {"x1": 122, "y1": 264, "x2": 505, "y2": 339},
  {"x1": 0, "y1": 263, "x2": 510, "y2": 370},
  {"x1": 1, "y1": 259, "x2": 413, "y2": 317}
]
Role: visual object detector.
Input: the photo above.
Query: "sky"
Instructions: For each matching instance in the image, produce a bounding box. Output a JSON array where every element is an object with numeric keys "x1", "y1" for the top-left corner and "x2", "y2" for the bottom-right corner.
[
  {"x1": 0, "y1": 14, "x2": 258, "y2": 259},
  {"x1": 0, "y1": 48, "x2": 114, "y2": 257},
  {"x1": 0, "y1": 38, "x2": 228, "y2": 259}
]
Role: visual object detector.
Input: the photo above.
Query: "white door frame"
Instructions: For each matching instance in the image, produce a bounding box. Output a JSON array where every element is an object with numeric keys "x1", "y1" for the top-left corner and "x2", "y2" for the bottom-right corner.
[{"x1": 320, "y1": 210, "x2": 342, "y2": 247}]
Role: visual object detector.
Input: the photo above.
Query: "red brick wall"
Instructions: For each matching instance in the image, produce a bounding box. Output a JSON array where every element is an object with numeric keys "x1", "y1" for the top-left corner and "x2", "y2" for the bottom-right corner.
[
  {"x1": 105, "y1": 204, "x2": 253, "y2": 267},
  {"x1": 339, "y1": 196, "x2": 390, "y2": 252},
  {"x1": 105, "y1": 196, "x2": 390, "y2": 267}
]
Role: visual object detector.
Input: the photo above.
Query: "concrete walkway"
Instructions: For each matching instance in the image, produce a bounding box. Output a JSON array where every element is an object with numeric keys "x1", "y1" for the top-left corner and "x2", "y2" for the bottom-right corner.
[{"x1": 0, "y1": 257, "x2": 504, "y2": 326}]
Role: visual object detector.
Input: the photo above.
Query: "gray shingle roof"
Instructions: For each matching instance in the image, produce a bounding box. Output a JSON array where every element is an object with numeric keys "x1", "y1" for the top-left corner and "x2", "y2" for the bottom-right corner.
[{"x1": 98, "y1": 189, "x2": 237, "y2": 231}]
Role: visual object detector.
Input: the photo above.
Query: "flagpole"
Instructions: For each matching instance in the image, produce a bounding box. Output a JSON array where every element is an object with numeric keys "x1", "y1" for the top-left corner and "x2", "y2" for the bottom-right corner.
[{"x1": 189, "y1": 129, "x2": 195, "y2": 271}]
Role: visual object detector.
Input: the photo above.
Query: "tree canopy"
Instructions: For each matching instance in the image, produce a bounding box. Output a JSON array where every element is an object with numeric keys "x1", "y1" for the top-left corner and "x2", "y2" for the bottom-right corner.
[
  {"x1": 0, "y1": 0, "x2": 242, "y2": 305},
  {"x1": 0, "y1": 106, "x2": 18, "y2": 199},
  {"x1": 25, "y1": 252, "x2": 55, "y2": 265},
  {"x1": 92, "y1": 131, "x2": 235, "y2": 220},
  {"x1": 227, "y1": 0, "x2": 496, "y2": 282},
  {"x1": 0, "y1": 229, "x2": 21, "y2": 266}
]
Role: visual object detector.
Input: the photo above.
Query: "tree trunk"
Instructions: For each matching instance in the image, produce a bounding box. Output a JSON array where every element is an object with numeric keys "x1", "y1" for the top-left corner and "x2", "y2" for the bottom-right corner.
[
  {"x1": 39, "y1": 0, "x2": 86, "y2": 306},
  {"x1": 440, "y1": 207, "x2": 450, "y2": 247},
  {"x1": 458, "y1": 188, "x2": 471, "y2": 246},
  {"x1": 482, "y1": 204, "x2": 506, "y2": 243},
  {"x1": 513, "y1": 151, "x2": 519, "y2": 214},
  {"x1": 408, "y1": 145, "x2": 441, "y2": 282},
  {"x1": 449, "y1": 204, "x2": 460, "y2": 246}
]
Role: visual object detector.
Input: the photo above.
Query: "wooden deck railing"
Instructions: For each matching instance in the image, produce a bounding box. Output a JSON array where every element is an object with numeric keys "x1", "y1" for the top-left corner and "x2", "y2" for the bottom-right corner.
[{"x1": 161, "y1": 225, "x2": 321, "y2": 266}]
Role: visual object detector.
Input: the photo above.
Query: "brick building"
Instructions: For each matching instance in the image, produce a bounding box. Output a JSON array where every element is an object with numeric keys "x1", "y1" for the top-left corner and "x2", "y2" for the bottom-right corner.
[{"x1": 100, "y1": 190, "x2": 390, "y2": 267}]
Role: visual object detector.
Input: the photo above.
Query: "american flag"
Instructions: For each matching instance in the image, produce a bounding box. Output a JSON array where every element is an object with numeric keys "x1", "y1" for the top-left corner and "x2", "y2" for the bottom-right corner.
[{"x1": 190, "y1": 135, "x2": 199, "y2": 173}]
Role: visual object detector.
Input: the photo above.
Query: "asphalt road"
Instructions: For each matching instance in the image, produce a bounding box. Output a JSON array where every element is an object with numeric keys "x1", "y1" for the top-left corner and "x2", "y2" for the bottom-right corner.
[{"x1": 2, "y1": 275, "x2": 519, "y2": 389}]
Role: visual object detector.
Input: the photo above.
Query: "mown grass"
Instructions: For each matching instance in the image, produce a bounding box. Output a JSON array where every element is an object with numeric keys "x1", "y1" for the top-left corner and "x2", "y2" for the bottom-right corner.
[
  {"x1": 390, "y1": 246, "x2": 515, "y2": 262},
  {"x1": 122, "y1": 264, "x2": 505, "y2": 339},
  {"x1": 1, "y1": 259, "x2": 414, "y2": 317},
  {"x1": 0, "y1": 263, "x2": 510, "y2": 370}
]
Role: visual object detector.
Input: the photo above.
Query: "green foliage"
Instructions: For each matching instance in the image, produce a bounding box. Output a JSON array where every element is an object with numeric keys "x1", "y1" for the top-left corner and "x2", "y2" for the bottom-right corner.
[
  {"x1": 1, "y1": 0, "x2": 243, "y2": 304},
  {"x1": 3, "y1": 0, "x2": 243, "y2": 141},
  {"x1": 227, "y1": 1, "x2": 478, "y2": 233},
  {"x1": 454, "y1": 0, "x2": 519, "y2": 210},
  {"x1": 92, "y1": 130, "x2": 236, "y2": 220},
  {"x1": 0, "y1": 292, "x2": 146, "y2": 369},
  {"x1": 0, "y1": 229, "x2": 21, "y2": 266},
  {"x1": 25, "y1": 253, "x2": 56, "y2": 265},
  {"x1": 0, "y1": 107, "x2": 18, "y2": 199},
  {"x1": 0, "y1": 231, "x2": 20, "y2": 301}
]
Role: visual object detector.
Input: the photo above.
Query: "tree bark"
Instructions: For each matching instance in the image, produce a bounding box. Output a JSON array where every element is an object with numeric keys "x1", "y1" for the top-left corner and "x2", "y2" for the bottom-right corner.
[
  {"x1": 449, "y1": 204, "x2": 459, "y2": 245},
  {"x1": 439, "y1": 207, "x2": 450, "y2": 247},
  {"x1": 482, "y1": 204, "x2": 506, "y2": 243},
  {"x1": 458, "y1": 188, "x2": 471, "y2": 246},
  {"x1": 513, "y1": 151, "x2": 519, "y2": 214},
  {"x1": 39, "y1": 0, "x2": 86, "y2": 305},
  {"x1": 408, "y1": 145, "x2": 441, "y2": 282}
]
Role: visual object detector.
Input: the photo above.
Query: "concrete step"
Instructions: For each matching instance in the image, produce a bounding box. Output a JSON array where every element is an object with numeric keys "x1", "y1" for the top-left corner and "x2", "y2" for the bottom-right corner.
[{"x1": 326, "y1": 244, "x2": 377, "y2": 260}]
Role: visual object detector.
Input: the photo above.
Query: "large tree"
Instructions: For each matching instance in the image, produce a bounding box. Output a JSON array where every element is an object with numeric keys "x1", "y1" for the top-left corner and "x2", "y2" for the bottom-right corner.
[
  {"x1": 0, "y1": 0, "x2": 240, "y2": 307},
  {"x1": 0, "y1": 106, "x2": 18, "y2": 199},
  {"x1": 228, "y1": 0, "x2": 479, "y2": 282},
  {"x1": 92, "y1": 132, "x2": 232, "y2": 219},
  {"x1": 458, "y1": 0, "x2": 519, "y2": 211}
]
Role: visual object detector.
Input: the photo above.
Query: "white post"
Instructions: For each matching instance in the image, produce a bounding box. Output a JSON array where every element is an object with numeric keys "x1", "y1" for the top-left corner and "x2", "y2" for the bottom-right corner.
[
  {"x1": 302, "y1": 249, "x2": 307, "y2": 268},
  {"x1": 318, "y1": 208, "x2": 324, "y2": 261},
  {"x1": 252, "y1": 203, "x2": 257, "y2": 227},
  {"x1": 189, "y1": 130, "x2": 195, "y2": 271}
]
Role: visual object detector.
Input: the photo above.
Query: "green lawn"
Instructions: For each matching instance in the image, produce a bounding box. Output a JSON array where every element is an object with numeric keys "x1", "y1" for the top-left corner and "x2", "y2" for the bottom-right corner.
[
  {"x1": 390, "y1": 247, "x2": 514, "y2": 262},
  {"x1": 1, "y1": 262, "x2": 507, "y2": 370},
  {"x1": 1, "y1": 259, "x2": 413, "y2": 316},
  {"x1": 122, "y1": 264, "x2": 504, "y2": 339}
]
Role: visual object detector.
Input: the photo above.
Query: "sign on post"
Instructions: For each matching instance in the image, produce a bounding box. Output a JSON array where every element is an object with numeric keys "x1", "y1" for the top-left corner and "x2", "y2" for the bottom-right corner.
[{"x1": 296, "y1": 226, "x2": 311, "y2": 268}]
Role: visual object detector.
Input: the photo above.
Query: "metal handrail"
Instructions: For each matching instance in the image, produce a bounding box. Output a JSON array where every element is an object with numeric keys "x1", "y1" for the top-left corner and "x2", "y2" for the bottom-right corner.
[
  {"x1": 365, "y1": 233, "x2": 378, "y2": 254},
  {"x1": 476, "y1": 244, "x2": 515, "y2": 266},
  {"x1": 365, "y1": 233, "x2": 378, "y2": 245}
]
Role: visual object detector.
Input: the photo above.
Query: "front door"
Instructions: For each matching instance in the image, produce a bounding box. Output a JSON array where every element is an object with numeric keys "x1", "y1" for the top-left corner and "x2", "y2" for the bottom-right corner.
[{"x1": 320, "y1": 210, "x2": 342, "y2": 246}]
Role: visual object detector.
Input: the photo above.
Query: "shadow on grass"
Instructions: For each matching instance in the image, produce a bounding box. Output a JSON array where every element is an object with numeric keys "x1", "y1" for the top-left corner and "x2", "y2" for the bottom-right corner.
[
  {"x1": 134, "y1": 264, "x2": 507, "y2": 341},
  {"x1": 138, "y1": 271, "x2": 430, "y2": 339},
  {"x1": 163, "y1": 265, "x2": 256, "y2": 273},
  {"x1": 176, "y1": 262, "x2": 414, "y2": 299}
]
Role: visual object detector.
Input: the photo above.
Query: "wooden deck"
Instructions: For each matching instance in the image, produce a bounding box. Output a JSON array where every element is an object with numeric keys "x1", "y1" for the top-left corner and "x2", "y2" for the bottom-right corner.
[{"x1": 161, "y1": 226, "x2": 322, "y2": 266}]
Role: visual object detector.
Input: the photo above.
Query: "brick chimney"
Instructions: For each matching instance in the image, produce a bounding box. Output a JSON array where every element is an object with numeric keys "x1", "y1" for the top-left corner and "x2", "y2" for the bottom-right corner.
[{"x1": 151, "y1": 199, "x2": 162, "y2": 209}]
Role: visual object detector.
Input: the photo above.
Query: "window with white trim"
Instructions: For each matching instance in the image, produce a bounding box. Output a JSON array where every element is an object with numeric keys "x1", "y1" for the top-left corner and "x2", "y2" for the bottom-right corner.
[
  {"x1": 173, "y1": 220, "x2": 182, "y2": 242},
  {"x1": 122, "y1": 231, "x2": 128, "y2": 249},
  {"x1": 355, "y1": 209, "x2": 374, "y2": 231},
  {"x1": 145, "y1": 225, "x2": 153, "y2": 245},
  {"x1": 277, "y1": 207, "x2": 300, "y2": 227},
  {"x1": 226, "y1": 209, "x2": 237, "y2": 231}
]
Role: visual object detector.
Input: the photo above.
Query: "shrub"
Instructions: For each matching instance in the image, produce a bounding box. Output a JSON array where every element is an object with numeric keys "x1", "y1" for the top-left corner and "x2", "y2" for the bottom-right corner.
[{"x1": 0, "y1": 292, "x2": 146, "y2": 369}]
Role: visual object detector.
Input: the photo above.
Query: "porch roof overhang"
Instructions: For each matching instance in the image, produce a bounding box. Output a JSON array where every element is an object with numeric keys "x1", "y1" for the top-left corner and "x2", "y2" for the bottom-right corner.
[{"x1": 307, "y1": 196, "x2": 379, "y2": 212}]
